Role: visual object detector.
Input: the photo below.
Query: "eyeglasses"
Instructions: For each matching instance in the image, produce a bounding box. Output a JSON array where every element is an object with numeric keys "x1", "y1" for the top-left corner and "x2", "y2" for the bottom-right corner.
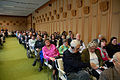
[{"x1": 76, "y1": 48, "x2": 80, "y2": 50}]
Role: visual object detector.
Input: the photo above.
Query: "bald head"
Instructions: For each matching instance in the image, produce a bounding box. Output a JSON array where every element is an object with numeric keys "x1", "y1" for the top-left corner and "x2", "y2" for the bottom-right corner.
[
  {"x1": 76, "y1": 33, "x2": 80, "y2": 41},
  {"x1": 113, "y1": 52, "x2": 120, "y2": 62},
  {"x1": 113, "y1": 52, "x2": 120, "y2": 73}
]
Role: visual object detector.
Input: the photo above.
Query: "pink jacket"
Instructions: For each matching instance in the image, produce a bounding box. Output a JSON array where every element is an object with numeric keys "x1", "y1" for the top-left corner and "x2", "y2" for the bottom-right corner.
[{"x1": 42, "y1": 44, "x2": 59, "y2": 60}]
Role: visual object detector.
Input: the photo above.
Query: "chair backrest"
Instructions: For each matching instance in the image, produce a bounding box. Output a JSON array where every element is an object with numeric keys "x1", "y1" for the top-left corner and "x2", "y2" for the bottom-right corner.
[{"x1": 56, "y1": 58, "x2": 64, "y2": 70}]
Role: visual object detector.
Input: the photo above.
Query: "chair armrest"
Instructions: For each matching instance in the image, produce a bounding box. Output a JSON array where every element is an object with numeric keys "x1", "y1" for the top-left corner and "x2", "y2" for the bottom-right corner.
[
  {"x1": 57, "y1": 68, "x2": 65, "y2": 74},
  {"x1": 44, "y1": 62, "x2": 52, "y2": 69}
]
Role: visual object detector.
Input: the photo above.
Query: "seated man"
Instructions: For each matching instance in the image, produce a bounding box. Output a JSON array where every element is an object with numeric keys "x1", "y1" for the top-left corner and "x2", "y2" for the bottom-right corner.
[
  {"x1": 99, "y1": 52, "x2": 120, "y2": 80},
  {"x1": 93, "y1": 34, "x2": 103, "y2": 47},
  {"x1": 32, "y1": 34, "x2": 44, "y2": 71},
  {"x1": 68, "y1": 34, "x2": 75, "y2": 46},
  {"x1": 76, "y1": 33, "x2": 86, "y2": 53},
  {"x1": 63, "y1": 40, "x2": 90, "y2": 80}
]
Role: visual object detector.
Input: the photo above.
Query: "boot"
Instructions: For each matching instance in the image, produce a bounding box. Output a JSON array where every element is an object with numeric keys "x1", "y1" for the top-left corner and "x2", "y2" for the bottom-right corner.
[{"x1": 32, "y1": 60, "x2": 37, "y2": 66}]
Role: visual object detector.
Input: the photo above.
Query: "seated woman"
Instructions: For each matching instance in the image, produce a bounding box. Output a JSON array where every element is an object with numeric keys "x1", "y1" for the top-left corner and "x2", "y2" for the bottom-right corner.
[
  {"x1": 59, "y1": 39, "x2": 69, "y2": 55},
  {"x1": 106, "y1": 37, "x2": 120, "y2": 58},
  {"x1": 59, "y1": 34, "x2": 66, "y2": 47},
  {"x1": 50, "y1": 34, "x2": 57, "y2": 46},
  {"x1": 81, "y1": 41, "x2": 104, "y2": 80},
  {"x1": 97, "y1": 38, "x2": 111, "y2": 61},
  {"x1": 42, "y1": 39, "x2": 59, "y2": 80},
  {"x1": 63, "y1": 40, "x2": 90, "y2": 80}
]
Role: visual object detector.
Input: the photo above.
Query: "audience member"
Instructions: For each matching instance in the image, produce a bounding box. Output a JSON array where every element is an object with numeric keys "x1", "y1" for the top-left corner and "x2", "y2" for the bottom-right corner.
[
  {"x1": 42, "y1": 39, "x2": 59, "y2": 80},
  {"x1": 99, "y1": 52, "x2": 120, "y2": 80},
  {"x1": 81, "y1": 41, "x2": 103, "y2": 79},
  {"x1": 106, "y1": 37, "x2": 120, "y2": 58},
  {"x1": 76, "y1": 33, "x2": 86, "y2": 53},
  {"x1": 63, "y1": 40, "x2": 90, "y2": 80},
  {"x1": 59, "y1": 39, "x2": 69, "y2": 55},
  {"x1": 93, "y1": 35, "x2": 103, "y2": 46}
]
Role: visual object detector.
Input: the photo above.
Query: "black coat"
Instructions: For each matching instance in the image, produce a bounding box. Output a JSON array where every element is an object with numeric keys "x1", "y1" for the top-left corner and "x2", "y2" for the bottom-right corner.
[
  {"x1": 50, "y1": 39, "x2": 57, "y2": 46},
  {"x1": 106, "y1": 44, "x2": 120, "y2": 58},
  {"x1": 35, "y1": 39, "x2": 44, "y2": 49},
  {"x1": 63, "y1": 50, "x2": 89, "y2": 73}
]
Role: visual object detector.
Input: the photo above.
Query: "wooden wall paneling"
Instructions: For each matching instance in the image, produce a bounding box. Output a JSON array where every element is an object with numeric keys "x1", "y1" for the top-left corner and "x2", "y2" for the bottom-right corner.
[
  {"x1": 55, "y1": 0, "x2": 58, "y2": 32},
  {"x1": 107, "y1": 0, "x2": 112, "y2": 42},
  {"x1": 53, "y1": 1, "x2": 55, "y2": 33},
  {"x1": 97, "y1": 0, "x2": 101, "y2": 38},
  {"x1": 58, "y1": 0, "x2": 61, "y2": 33},
  {"x1": 61, "y1": 0, "x2": 64, "y2": 32},
  {"x1": 63, "y1": 0, "x2": 67, "y2": 32},
  {"x1": 72, "y1": 18, "x2": 77, "y2": 34},
  {"x1": 48, "y1": 22, "x2": 50, "y2": 34},
  {"x1": 111, "y1": 0, "x2": 120, "y2": 42},
  {"x1": 49, "y1": 22, "x2": 51, "y2": 34},
  {"x1": 65, "y1": 0, "x2": 69, "y2": 33},
  {"x1": 77, "y1": 18, "x2": 82, "y2": 36},
  {"x1": 69, "y1": 0, "x2": 73, "y2": 32},
  {"x1": 84, "y1": 17, "x2": 89, "y2": 44},
  {"x1": 91, "y1": 2, "x2": 98, "y2": 40},
  {"x1": 72, "y1": 0, "x2": 77, "y2": 34},
  {"x1": 101, "y1": 13, "x2": 108, "y2": 38},
  {"x1": 65, "y1": 2, "x2": 69, "y2": 33},
  {"x1": 75, "y1": 0, "x2": 82, "y2": 34},
  {"x1": 56, "y1": 21, "x2": 58, "y2": 32},
  {"x1": 88, "y1": 0, "x2": 92, "y2": 43},
  {"x1": 111, "y1": 14, "x2": 120, "y2": 40},
  {"x1": 81, "y1": 0, "x2": 85, "y2": 41},
  {"x1": 28, "y1": 0, "x2": 119, "y2": 43},
  {"x1": 59, "y1": 21, "x2": 62, "y2": 34},
  {"x1": 84, "y1": 0, "x2": 90, "y2": 44}
]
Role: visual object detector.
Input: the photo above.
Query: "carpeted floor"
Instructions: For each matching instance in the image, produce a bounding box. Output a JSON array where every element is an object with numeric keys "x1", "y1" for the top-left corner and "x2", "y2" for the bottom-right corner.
[{"x1": 0, "y1": 37, "x2": 52, "y2": 80}]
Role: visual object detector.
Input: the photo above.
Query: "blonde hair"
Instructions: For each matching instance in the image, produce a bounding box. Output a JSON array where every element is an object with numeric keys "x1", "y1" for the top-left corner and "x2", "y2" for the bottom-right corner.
[{"x1": 87, "y1": 41, "x2": 97, "y2": 49}]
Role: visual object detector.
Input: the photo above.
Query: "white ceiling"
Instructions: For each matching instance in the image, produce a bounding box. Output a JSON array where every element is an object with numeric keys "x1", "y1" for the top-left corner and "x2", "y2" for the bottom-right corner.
[{"x1": 0, "y1": 0, "x2": 49, "y2": 16}]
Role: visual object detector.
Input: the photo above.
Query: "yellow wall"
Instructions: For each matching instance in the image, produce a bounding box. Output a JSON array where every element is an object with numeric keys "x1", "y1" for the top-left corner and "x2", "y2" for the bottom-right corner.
[
  {"x1": 32, "y1": 0, "x2": 120, "y2": 44},
  {"x1": 0, "y1": 16, "x2": 27, "y2": 31}
]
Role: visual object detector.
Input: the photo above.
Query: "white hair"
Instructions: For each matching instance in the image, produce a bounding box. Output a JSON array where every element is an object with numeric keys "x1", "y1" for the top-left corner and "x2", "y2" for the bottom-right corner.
[
  {"x1": 98, "y1": 34, "x2": 103, "y2": 38},
  {"x1": 87, "y1": 41, "x2": 97, "y2": 49},
  {"x1": 113, "y1": 52, "x2": 120, "y2": 62},
  {"x1": 70, "y1": 40, "x2": 80, "y2": 48}
]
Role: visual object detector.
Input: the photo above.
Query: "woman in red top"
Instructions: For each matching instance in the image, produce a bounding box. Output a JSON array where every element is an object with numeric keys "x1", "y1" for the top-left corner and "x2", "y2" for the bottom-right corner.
[{"x1": 97, "y1": 38, "x2": 111, "y2": 61}]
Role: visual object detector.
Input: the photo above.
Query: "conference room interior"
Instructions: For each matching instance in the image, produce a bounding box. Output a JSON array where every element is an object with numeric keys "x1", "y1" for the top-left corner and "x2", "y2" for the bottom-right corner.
[{"x1": 0, "y1": 0, "x2": 120, "y2": 80}]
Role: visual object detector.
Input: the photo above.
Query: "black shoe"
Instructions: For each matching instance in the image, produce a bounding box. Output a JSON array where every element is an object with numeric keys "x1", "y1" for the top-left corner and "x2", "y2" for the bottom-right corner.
[
  {"x1": 32, "y1": 61, "x2": 36, "y2": 66},
  {"x1": 38, "y1": 67, "x2": 43, "y2": 72}
]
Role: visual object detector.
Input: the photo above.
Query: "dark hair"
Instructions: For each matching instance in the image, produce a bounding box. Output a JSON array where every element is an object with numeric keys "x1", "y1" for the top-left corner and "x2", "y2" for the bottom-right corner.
[
  {"x1": 69, "y1": 31, "x2": 72, "y2": 33},
  {"x1": 37, "y1": 34, "x2": 42, "y2": 37},
  {"x1": 109, "y1": 37, "x2": 117, "y2": 44},
  {"x1": 63, "y1": 39, "x2": 68, "y2": 43},
  {"x1": 44, "y1": 39, "x2": 50, "y2": 42},
  {"x1": 50, "y1": 34, "x2": 55, "y2": 40},
  {"x1": 98, "y1": 38, "x2": 107, "y2": 47}
]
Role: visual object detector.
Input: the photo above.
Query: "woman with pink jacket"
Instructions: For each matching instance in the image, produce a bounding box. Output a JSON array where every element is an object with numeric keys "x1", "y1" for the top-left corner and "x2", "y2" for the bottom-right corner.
[{"x1": 42, "y1": 39, "x2": 59, "y2": 80}]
